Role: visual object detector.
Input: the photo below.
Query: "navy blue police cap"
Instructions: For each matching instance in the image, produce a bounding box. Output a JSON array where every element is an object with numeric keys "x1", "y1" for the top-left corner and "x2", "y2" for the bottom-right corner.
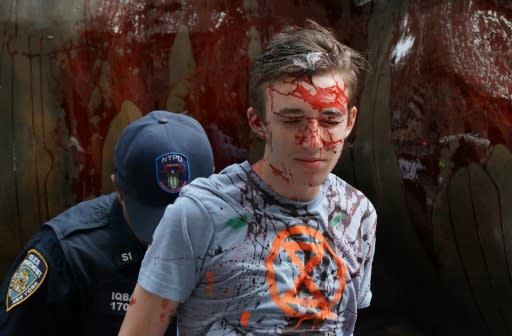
[{"x1": 113, "y1": 110, "x2": 213, "y2": 244}]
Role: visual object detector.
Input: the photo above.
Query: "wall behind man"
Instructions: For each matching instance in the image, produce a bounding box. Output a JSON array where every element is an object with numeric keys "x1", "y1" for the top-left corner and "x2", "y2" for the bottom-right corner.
[{"x1": 0, "y1": 0, "x2": 371, "y2": 279}]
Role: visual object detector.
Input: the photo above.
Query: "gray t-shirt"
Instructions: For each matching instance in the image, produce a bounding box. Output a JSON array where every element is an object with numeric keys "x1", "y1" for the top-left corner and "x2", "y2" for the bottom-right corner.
[{"x1": 139, "y1": 161, "x2": 377, "y2": 335}]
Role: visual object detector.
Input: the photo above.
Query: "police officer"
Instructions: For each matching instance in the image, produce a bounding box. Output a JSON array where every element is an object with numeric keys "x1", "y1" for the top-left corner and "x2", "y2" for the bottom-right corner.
[{"x1": 0, "y1": 110, "x2": 214, "y2": 336}]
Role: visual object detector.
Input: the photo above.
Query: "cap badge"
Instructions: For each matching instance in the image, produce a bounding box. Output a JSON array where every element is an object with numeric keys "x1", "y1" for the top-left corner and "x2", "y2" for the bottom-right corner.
[{"x1": 155, "y1": 153, "x2": 190, "y2": 193}]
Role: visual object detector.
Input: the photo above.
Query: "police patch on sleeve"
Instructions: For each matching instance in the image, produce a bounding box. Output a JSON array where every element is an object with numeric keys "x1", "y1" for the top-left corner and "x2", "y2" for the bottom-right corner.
[{"x1": 6, "y1": 249, "x2": 48, "y2": 311}]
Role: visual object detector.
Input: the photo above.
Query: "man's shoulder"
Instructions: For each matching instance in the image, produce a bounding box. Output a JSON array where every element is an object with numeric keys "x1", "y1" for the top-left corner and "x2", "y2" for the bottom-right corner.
[
  {"x1": 185, "y1": 162, "x2": 248, "y2": 195},
  {"x1": 190, "y1": 161, "x2": 247, "y2": 184},
  {"x1": 326, "y1": 174, "x2": 376, "y2": 211},
  {"x1": 178, "y1": 162, "x2": 250, "y2": 222},
  {"x1": 327, "y1": 174, "x2": 368, "y2": 196}
]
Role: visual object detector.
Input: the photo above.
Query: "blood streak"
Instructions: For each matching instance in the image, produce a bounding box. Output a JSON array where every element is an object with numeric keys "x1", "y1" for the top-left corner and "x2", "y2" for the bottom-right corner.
[
  {"x1": 294, "y1": 120, "x2": 344, "y2": 152},
  {"x1": 159, "y1": 299, "x2": 172, "y2": 322},
  {"x1": 269, "y1": 163, "x2": 291, "y2": 183},
  {"x1": 269, "y1": 77, "x2": 348, "y2": 152},
  {"x1": 274, "y1": 77, "x2": 349, "y2": 113}
]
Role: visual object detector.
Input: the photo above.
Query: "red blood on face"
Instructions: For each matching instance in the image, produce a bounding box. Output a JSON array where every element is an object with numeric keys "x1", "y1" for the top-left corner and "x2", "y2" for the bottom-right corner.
[
  {"x1": 268, "y1": 76, "x2": 349, "y2": 153},
  {"x1": 281, "y1": 76, "x2": 349, "y2": 112}
]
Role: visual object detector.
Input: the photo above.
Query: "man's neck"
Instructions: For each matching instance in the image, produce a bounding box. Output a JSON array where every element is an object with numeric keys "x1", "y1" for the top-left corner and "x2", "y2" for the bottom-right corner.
[{"x1": 251, "y1": 160, "x2": 320, "y2": 202}]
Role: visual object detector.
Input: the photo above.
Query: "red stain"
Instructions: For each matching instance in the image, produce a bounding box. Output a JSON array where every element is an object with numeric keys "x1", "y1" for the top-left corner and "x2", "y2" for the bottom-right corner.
[
  {"x1": 129, "y1": 296, "x2": 136, "y2": 306},
  {"x1": 205, "y1": 271, "x2": 215, "y2": 296},
  {"x1": 240, "y1": 311, "x2": 251, "y2": 328},
  {"x1": 42, "y1": 1, "x2": 337, "y2": 208},
  {"x1": 274, "y1": 77, "x2": 348, "y2": 113},
  {"x1": 293, "y1": 121, "x2": 343, "y2": 152},
  {"x1": 268, "y1": 78, "x2": 347, "y2": 153},
  {"x1": 269, "y1": 163, "x2": 291, "y2": 183},
  {"x1": 161, "y1": 299, "x2": 170, "y2": 310},
  {"x1": 57, "y1": 1, "x2": 162, "y2": 200},
  {"x1": 159, "y1": 299, "x2": 172, "y2": 323},
  {"x1": 55, "y1": 0, "x2": 262, "y2": 202}
]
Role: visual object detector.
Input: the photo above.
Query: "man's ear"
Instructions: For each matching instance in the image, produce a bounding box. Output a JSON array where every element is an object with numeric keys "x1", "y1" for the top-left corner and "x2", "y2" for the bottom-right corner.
[
  {"x1": 247, "y1": 107, "x2": 266, "y2": 140},
  {"x1": 345, "y1": 106, "x2": 358, "y2": 138}
]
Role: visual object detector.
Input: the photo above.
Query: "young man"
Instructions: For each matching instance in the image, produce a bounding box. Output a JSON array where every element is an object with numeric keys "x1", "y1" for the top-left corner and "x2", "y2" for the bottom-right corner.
[
  {"x1": 120, "y1": 20, "x2": 377, "y2": 335},
  {"x1": 0, "y1": 110, "x2": 214, "y2": 336}
]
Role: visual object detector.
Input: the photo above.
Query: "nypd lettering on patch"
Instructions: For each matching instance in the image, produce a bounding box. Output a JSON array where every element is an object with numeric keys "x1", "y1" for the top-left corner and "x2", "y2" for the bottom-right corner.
[
  {"x1": 6, "y1": 249, "x2": 48, "y2": 311},
  {"x1": 156, "y1": 152, "x2": 190, "y2": 193}
]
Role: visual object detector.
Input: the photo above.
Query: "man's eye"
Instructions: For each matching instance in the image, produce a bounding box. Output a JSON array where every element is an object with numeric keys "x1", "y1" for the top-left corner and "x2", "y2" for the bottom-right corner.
[
  {"x1": 322, "y1": 120, "x2": 341, "y2": 126},
  {"x1": 282, "y1": 118, "x2": 302, "y2": 124}
]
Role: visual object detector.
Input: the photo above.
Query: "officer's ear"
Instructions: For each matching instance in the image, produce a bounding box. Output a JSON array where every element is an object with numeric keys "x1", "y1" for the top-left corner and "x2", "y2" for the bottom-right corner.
[{"x1": 111, "y1": 174, "x2": 124, "y2": 204}]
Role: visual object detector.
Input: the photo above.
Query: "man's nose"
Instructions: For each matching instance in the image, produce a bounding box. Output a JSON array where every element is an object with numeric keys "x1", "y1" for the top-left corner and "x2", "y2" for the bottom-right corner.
[{"x1": 300, "y1": 119, "x2": 323, "y2": 149}]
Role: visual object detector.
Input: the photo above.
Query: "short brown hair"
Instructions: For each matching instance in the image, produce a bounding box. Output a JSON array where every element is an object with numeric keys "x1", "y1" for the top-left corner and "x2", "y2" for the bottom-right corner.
[{"x1": 249, "y1": 19, "x2": 368, "y2": 119}]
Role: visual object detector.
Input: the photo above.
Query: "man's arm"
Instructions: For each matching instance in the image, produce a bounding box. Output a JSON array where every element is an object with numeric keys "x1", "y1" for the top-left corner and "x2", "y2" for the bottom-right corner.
[{"x1": 119, "y1": 283, "x2": 178, "y2": 336}]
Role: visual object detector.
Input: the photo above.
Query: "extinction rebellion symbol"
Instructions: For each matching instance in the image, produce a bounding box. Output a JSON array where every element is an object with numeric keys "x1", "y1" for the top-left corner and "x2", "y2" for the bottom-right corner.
[{"x1": 265, "y1": 226, "x2": 346, "y2": 320}]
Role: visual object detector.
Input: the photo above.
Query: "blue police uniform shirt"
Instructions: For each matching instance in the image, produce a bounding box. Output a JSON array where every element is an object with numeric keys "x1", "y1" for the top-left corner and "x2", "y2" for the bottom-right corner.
[{"x1": 0, "y1": 193, "x2": 177, "y2": 336}]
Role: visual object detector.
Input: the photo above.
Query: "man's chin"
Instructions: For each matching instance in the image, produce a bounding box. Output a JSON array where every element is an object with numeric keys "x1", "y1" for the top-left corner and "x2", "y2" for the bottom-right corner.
[{"x1": 293, "y1": 171, "x2": 329, "y2": 189}]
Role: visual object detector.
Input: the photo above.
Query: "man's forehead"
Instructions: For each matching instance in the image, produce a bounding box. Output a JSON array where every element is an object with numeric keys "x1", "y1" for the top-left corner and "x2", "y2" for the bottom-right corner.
[
  {"x1": 311, "y1": 71, "x2": 346, "y2": 88},
  {"x1": 268, "y1": 72, "x2": 348, "y2": 94}
]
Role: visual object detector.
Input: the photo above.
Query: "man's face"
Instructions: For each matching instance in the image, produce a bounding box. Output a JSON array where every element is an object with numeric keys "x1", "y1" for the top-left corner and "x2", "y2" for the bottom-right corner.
[{"x1": 260, "y1": 71, "x2": 357, "y2": 196}]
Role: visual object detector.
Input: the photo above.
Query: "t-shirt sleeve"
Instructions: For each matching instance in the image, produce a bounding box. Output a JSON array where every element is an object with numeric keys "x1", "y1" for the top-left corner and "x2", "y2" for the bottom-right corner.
[
  {"x1": 357, "y1": 199, "x2": 377, "y2": 309},
  {"x1": 138, "y1": 195, "x2": 214, "y2": 303}
]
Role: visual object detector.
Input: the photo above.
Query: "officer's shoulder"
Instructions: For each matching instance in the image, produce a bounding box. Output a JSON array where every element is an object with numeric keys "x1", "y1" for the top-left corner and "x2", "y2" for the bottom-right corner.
[{"x1": 45, "y1": 193, "x2": 116, "y2": 239}]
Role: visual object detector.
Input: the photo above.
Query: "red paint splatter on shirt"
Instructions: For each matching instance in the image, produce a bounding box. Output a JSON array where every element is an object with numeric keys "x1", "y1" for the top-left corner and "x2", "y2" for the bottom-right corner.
[
  {"x1": 206, "y1": 271, "x2": 215, "y2": 297},
  {"x1": 240, "y1": 311, "x2": 251, "y2": 328}
]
